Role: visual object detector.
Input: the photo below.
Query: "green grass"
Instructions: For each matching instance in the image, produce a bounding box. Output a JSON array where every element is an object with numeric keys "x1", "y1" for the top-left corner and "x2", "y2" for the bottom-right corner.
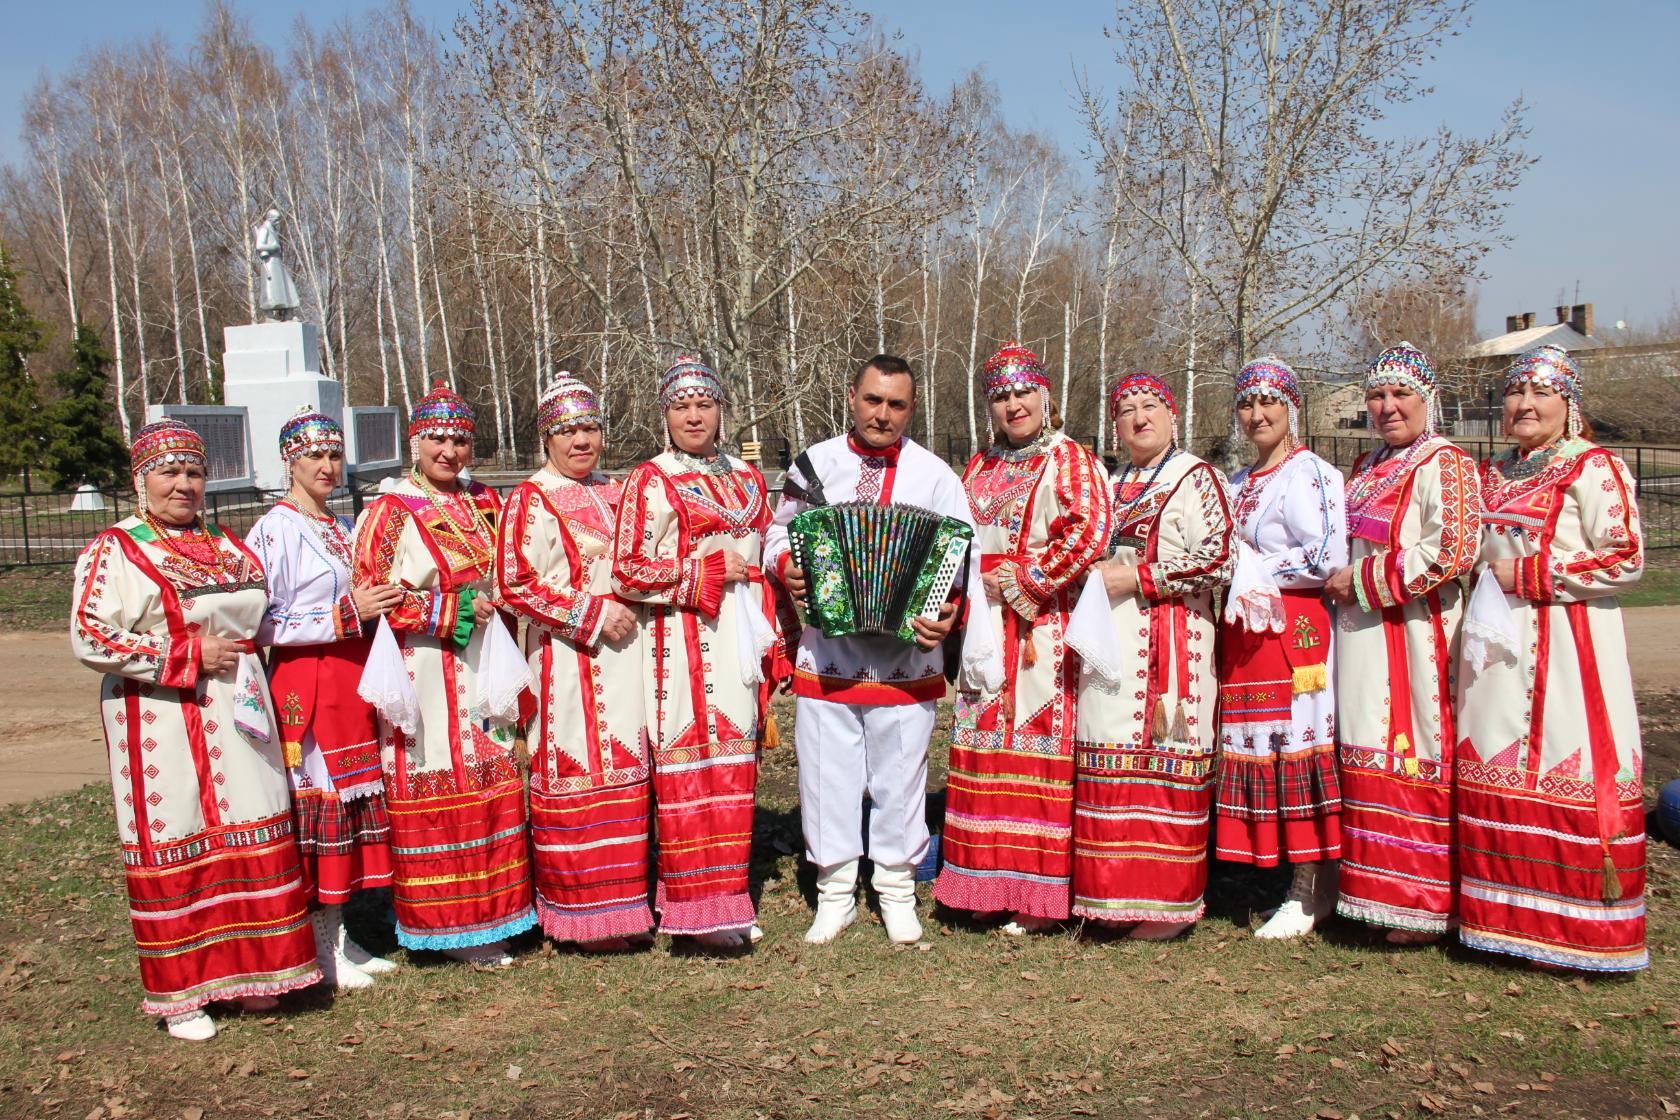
[
  {"x1": 2, "y1": 729, "x2": 1677, "y2": 1120},
  {"x1": 0, "y1": 566, "x2": 73, "y2": 631},
  {"x1": 1615, "y1": 565, "x2": 1680, "y2": 608}
]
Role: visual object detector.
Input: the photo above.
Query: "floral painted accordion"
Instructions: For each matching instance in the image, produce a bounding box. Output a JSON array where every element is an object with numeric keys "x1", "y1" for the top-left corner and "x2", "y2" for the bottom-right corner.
[{"x1": 788, "y1": 501, "x2": 973, "y2": 642}]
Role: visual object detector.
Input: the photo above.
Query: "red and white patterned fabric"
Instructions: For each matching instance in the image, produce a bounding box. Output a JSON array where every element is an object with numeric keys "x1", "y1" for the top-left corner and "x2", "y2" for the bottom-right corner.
[
  {"x1": 72, "y1": 519, "x2": 321, "y2": 1014},
  {"x1": 353, "y1": 477, "x2": 536, "y2": 951},
  {"x1": 933, "y1": 430, "x2": 1113, "y2": 920},
  {"x1": 1456, "y1": 438, "x2": 1647, "y2": 970},
  {"x1": 1215, "y1": 448, "x2": 1347, "y2": 867},
  {"x1": 498, "y1": 466, "x2": 654, "y2": 943},
  {"x1": 612, "y1": 450, "x2": 782, "y2": 935},
  {"x1": 247, "y1": 501, "x2": 393, "y2": 904},
  {"x1": 1070, "y1": 451, "x2": 1232, "y2": 922},
  {"x1": 1335, "y1": 435, "x2": 1480, "y2": 933}
]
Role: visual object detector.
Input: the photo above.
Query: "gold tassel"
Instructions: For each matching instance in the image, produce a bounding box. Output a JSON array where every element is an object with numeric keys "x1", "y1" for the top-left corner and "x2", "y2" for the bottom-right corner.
[
  {"x1": 759, "y1": 709, "x2": 781, "y2": 751},
  {"x1": 1396, "y1": 732, "x2": 1419, "y2": 777},
  {"x1": 1291, "y1": 663, "x2": 1328, "y2": 695},
  {"x1": 282, "y1": 740, "x2": 303, "y2": 769},
  {"x1": 1601, "y1": 841, "x2": 1623, "y2": 902},
  {"x1": 1167, "y1": 701, "x2": 1189, "y2": 746},
  {"x1": 1022, "y1": 634, "x2": 1038, "y2": 668}
]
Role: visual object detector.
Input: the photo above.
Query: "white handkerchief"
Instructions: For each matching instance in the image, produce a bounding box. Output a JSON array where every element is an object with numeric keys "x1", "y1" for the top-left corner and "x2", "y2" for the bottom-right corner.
[
  {"x1": 358, "y1": 616, "x2": 420, "y2": 736},
  {"x1": 1065, "y1": 572, "x2": 1126, "y2": 684},
  {"x1": 731, "y1": 581, "x2": 777, "y2": 687},
  {"x1": 1223, "y1": 539, "x2": 1286, "y2": 635},
  {"x1": 1463, "y1": 567, "x2": 1520, "y2": 675},
  {"x1": 233, "y1": 652, "x2": 273, "y2": 743},
  {"x1": 473, "y1": 611, "x2": 533, "y2": 727}
]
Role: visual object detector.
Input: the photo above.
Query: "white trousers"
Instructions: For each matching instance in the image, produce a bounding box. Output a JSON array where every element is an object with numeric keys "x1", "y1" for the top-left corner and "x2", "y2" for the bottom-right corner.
[{"x1": 795, "y1": 696, "x2": 935, "y2": 869}]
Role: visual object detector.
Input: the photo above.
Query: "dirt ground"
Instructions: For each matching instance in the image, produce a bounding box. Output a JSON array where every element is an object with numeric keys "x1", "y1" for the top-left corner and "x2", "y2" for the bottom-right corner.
[{"x1": 8, "y1": 605, "x2": 1680, "y2": 808}]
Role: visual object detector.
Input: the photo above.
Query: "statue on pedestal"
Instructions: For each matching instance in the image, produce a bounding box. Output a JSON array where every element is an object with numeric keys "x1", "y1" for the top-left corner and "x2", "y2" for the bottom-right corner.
[{"x1": 253, "y1": 208, "x2": 301, "y2": 322}]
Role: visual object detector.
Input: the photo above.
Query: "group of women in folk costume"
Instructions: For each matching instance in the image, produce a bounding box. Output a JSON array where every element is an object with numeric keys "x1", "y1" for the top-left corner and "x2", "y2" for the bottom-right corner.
[
  {"x1": 934, "y1": 339, "x2": 1649, "y2": 972},
  {"x1": 66, "y1": 337, "x2": 1652, "y2": 1040}
]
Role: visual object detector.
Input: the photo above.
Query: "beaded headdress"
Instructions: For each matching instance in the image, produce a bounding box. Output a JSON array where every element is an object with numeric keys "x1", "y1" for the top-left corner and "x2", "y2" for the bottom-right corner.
[
  {"x1": 537, "y1": 373, "x2": 605, "y2": 440},
  {"x1": 130, "y1": 419, "x2": 206, "y2": 479},
  {"x1": 1504, "y1": 344, "x2": 1584, "y2": 438},
  {"x1": 278, "y1": 405, "x2": 344, "y2": 465},
  {"x1": 1233, "y1": 356, "x2": 1302, "y2": 438},
  {"x1": 657, "y1": 354, "x2": 724, "y2": 410},
  {"x1": 981, "y1": 341, "x2": 1051, "y2": 401},
  {"x1": 1364, "y1": 342, "x2": 1439, "y2": 436},
  {"x1": 409, "y1": 380, "x2": 476, "y2": 441}
]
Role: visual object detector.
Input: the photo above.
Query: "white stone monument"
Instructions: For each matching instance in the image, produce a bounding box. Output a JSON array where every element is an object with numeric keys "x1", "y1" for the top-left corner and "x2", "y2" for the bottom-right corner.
[{"x1": 222, "y1": 320, "x2": 341, "y2": 492}]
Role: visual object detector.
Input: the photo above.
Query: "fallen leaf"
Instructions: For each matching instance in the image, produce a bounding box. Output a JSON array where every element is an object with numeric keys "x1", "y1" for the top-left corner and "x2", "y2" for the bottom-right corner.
[{"x1": 287, "y1": 1069, "x2": 309, "y2": 1081}]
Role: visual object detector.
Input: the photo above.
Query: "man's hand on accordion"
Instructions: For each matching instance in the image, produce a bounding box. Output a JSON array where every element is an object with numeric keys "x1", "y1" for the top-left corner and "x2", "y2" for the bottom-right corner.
[
  {"x1": 780, "y1": 562, "x2": 809, "y2": 606},
  {"x1": 909, "y1": 599, "x2": 959, "y2": 651}
]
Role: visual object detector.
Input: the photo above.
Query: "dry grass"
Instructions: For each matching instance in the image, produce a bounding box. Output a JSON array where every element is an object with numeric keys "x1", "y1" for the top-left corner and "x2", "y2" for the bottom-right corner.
[{"x1": 2, "y1": 698, "x2": 1679, "y2": 1120}]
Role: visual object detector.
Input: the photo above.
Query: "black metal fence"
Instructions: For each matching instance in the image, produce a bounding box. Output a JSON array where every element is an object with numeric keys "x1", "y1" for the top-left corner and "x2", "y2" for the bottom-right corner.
[{"x1": 10, "y1": 435, "x2": 1680, "y2": 566}]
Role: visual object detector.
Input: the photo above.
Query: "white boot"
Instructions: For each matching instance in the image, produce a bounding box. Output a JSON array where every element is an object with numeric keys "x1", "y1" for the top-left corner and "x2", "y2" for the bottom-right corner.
[
  {"x1": 337, "y1": 918, "x2": 397, "y2": 975},
  {"x1": 872, "y1": 863, "x2": 923, "y2": 944},
  {"x1": 1254, "y1": 899, "x2": 1317, "y2": 940},
  {"x1": 804, "y1": 860, "x2": 859, "y2": 944},
  {"x1": 165, "y1": 1010, "x2": 217, "y2": 1041},
  {"x1": 311, "y1": 906, "x2": 375, "y2": 990}
]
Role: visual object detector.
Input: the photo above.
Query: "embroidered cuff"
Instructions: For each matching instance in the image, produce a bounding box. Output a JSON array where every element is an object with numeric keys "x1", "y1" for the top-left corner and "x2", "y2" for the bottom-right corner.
[
  {"x1": 162, "y1": 632, "x2": 201, "y2": 690},
  {"x1": 1352, "y1": 554, "x2": 1397, "y2": 613},
  {"x1": 580, "y1": 597, "x2": 607, "y2": 647},
  {"x1": 1516, "y1": 553, "x2": 1553, "y2": 602},
  {"x1": 452, "y1": 588, "x2": 478, "y2": 647},
  {"x1": 1137, "y1": 562, "x2": 1161, "y2": 601},
  {"x1": 332, "y1": 592, "x2": 362, "y2": 641},
  {"x1": 681, "y1": 551, "x2": 728, "y2": 617},
  {"x1": 996, "y1": 562, "x2": 1042, "y2": 620}
]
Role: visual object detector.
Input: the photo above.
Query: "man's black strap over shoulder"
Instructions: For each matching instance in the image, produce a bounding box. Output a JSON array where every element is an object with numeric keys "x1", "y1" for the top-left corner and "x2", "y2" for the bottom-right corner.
[{"x1": 784, "y1": 450, "x2": 828, "y2": 507}]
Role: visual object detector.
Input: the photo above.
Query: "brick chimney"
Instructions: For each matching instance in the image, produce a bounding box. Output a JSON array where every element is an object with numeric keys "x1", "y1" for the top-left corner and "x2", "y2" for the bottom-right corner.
[
  {"x1": 1570, "y1": 302, "x2": 1594, "y2": 338},
  {"x1": 1521, "y1": 311, "x2": 1536, "y2": 329},
  {"x1": 1555, "y1": 305, "x2": 1570, "y2": 324},
  {"x1": 1505, "y1": 315, "x2": 1523, "y2": 333}
]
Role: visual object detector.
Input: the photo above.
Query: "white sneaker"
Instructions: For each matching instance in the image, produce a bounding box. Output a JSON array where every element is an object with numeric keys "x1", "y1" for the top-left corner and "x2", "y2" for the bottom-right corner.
[
  {"x1": 747, "y1": 924, "x2": 764, "y2": 944},
  {"x1": 1254, "y1": 899, "x2": 1317, "y2": 940},
  {"x1": 805, "y1": 860, "x2": 859, "y2": 944},
  {"x1": 312, "y1": 906, "x2": 376, "y2": 990},
  {"x1": 1128, "y1": 920, "x2": 1194, "y2": 941},
  {"x1": 442, "y1": 940, "x2": 514, "y2": 967},
  {"x1": 872, "y1": 864, "x2": 924, "y2": 944},
  {"x1": 165, "y1": 1010, "x2": 217, "y2": 1041},
  {"x1": 1000, "y1": 913, "x2": 1057, "y2": 937}
]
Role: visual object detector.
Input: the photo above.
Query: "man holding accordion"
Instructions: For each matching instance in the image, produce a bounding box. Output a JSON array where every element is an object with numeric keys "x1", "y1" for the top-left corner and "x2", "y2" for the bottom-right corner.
[{"x1": 764, "y1": 355, "x2": 975, "y2": 945}]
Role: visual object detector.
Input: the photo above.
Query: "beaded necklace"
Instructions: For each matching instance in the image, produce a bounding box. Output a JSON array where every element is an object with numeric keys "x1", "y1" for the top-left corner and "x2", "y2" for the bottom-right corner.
[
  {"x1": 988, "y1": 427, "x2": 1056, "y2": 464},
  {"x1": 672, "y1": 446, "x2": 733, "y2": 478},
  {"x1": 279, "y1": 497, "x2": 353, "y2": 571},
  {"x1": 140, "y1": 511, "x2": 244, "y2": 584},
  {"x1": 1110, "y1": 445, "x2": 1179, "y2": 547},
  {"x1": 1232, "y1": 443, "x2": 1302, "y2": 528},
  {"x1": 1345, "y1": 435, "x2": 1438, "y2": 523},
  {"x1": 1498, "y1": 440, "x2": 1561, "y2": 482},
  {"x1": 411, "y1": 469, "x2": 496, "y2": 570}
]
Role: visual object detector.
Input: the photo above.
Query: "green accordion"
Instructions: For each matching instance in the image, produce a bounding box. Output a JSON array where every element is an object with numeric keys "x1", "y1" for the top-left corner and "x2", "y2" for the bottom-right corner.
[{"x1": 788, "y1": 501, "x2": 973, "y2": 642}]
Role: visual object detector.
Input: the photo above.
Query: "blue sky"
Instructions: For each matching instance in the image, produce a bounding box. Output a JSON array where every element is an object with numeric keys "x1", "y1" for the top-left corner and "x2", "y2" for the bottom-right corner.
[{"x1": 1, "y1": 0, "x2": 1674, "y2": 339}]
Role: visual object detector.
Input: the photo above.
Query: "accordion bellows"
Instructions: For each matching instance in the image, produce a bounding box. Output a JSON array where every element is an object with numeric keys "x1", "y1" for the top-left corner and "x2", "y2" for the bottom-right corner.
[{"x1": 789, "y1": 501, "x2": 972, "y2": 642}]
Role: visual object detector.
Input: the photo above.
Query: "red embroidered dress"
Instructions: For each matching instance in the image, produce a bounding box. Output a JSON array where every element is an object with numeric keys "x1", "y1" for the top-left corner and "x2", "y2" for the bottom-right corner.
[
  {"x1": 933, "y1": 431, "x2": 1112, "y2": 919},
  {"x1": 1334, "y1": 437, "x2": 1480, "y2": 933},
  {"x1": 72, "y1": 518, "x2": 321, "y2": 1014},
  {"x1": 247, "y1": 501, "x2": 394, "y2": 905},
  {"x1": 1215, "y1": 448, "x2": 1347, "y2": 867},
  {"x1": 353, "y1": 477, "x2": 536, "y2": 950},
  {"x1": 498, "y1": 467, "x2": 654, "y2": 942},
  {"x1": 612, "y1": 450, "x2": 781, "y2": 935},
  {"x1": 1456, "y1": 439, "x2": 1647, "y2": 970},
  {"x1": 1071, "y1": 452, "x2": 1232, "y2": 921}
]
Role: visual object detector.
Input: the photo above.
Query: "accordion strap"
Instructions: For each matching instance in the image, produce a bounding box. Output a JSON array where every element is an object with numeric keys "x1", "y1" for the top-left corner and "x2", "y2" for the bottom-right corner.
[{"x1": 785, "y1": 450, "x2": 829, "y2": 508}]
